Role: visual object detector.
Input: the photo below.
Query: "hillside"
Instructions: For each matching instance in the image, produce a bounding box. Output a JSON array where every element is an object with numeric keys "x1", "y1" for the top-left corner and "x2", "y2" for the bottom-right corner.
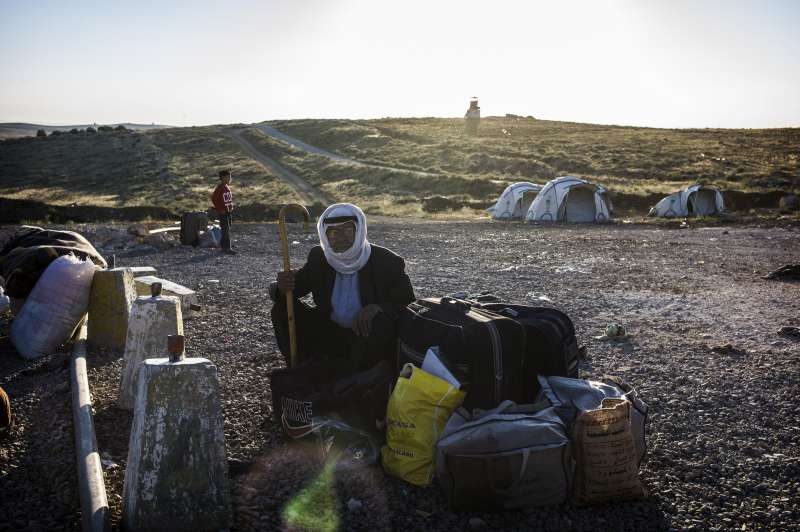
[
  {"x1": 0, "y1": 122, "x2": 171, "y2": 139},
  {"x1": 1, "y1": 118, "x2": 798, "y2": 220},
  {"x1": 0, "y1": 126, "x2": 301, "y2": 215}
]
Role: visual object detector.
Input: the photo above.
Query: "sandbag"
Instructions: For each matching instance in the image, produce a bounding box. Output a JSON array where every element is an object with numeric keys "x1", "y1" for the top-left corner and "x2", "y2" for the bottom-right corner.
[
  {"x1": 10, "y1": 255, "x2": 96, "y2": 359},
  {"x1": 572, "y1": 398, "x2": 645, "y2": 504},
  {"x1": 381, "y1": 363, "x2": 465, "y2": 486},
  {"x1": 436, "y1": 400, "x2": 572, "y2": 510},
  {"x1": 535, "y1": 374, "x2": 648, "y2": 465}
]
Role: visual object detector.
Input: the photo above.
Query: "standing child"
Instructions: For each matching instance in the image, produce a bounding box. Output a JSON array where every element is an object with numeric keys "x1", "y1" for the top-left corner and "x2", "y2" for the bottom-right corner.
[{"x1": 211, "y1": 169, "x2": 236, "y2": 255}]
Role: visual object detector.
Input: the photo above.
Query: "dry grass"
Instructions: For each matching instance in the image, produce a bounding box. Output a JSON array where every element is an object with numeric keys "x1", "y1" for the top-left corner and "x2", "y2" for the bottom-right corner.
[
  {"x1": 0, "y1": 126, "x2": 300, "y2": 212},
  {"x1": 1, "y1": 118, "x2": 797, "y2": 218},
  {"x1": 269, "y1": 117, "x2": 800, "y2": 195}
]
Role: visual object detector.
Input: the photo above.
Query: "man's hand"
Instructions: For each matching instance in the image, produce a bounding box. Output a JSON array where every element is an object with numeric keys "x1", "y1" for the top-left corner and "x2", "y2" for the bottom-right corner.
[
  {"x1": 276, "y1": 270, "x2": 296, "y2": 293},
  {"x1": 353, "y1": 304, "x2": 382, "y2": 337}
]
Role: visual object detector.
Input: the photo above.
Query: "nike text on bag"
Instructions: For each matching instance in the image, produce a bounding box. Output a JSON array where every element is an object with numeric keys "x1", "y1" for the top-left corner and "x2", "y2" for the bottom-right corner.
[{"x1": 270, "y1": 359, "x2": 393, "y2": 440}]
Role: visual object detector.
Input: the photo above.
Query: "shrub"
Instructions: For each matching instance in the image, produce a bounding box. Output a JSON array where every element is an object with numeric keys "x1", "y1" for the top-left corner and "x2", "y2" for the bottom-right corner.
[
  {"x1": 70, "y1": 128, "x2": 79, "y2": 134},
  {"x1": 98, "y1": 125, "x2": 113, "y2": 133},
  {"x1": 114, "y1": 125, "x2": 128, "y2": 131},
  {"x1": 36, "y1": 129, "x2": 46, "y2": 138},
  {"x1": 50, "y1": 130, "x2": 62, "y2": 136},
  {"x1": 86, "y1": 127, "x2": 97, "y2": 134}
]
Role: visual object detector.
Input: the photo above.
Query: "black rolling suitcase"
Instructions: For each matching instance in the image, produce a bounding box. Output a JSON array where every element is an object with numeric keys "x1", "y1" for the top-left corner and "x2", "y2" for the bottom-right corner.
[
  {"x1": 180, "y1": 211, "x2": 208, "y2": 246},
  {"x1": 480, "y1": 304, "x2": 579, "y2": 396},
  {"x1": 397, "y1": 297, "x2": 526, "y2": 410}
]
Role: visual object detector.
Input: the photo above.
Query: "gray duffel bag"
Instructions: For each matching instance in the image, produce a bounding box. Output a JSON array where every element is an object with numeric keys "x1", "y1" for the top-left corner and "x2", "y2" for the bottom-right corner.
[
  {"x1": 436, "y1": 400, "x2": 573, "y2": 511},
  {"x1": 535, "y1": 374, "x2": 649, "y2": 465}
]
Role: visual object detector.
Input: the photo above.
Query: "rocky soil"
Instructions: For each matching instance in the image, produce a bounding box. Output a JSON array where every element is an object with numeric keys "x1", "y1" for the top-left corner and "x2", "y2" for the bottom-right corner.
[{"x1": 1, "y1": 219, "x2": 799, "y2": 531}]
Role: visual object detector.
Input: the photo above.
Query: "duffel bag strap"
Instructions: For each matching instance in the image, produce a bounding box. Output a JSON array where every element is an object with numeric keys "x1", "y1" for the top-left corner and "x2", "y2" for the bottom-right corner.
[{"x1": 487, "y1": 449, "x2": 530, "y2": 497}]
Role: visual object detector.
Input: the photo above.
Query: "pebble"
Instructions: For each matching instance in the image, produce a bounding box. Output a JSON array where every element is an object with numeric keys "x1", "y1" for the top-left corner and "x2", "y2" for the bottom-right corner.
[
  {"x1": 347, "y1": 498, "x2": 363, "y2": 512},
  {"x1": 469, "y1": 517, "x2": 486, "y2": 529},
  {"x1": 3, "y1": 222, "x2": 799, "y2": 530}
]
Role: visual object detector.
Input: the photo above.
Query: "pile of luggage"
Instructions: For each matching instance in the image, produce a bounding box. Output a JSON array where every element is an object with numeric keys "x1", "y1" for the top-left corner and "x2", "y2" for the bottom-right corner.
[{"x1": 271, "y1": 296, "x2": 648, "y2": 509}]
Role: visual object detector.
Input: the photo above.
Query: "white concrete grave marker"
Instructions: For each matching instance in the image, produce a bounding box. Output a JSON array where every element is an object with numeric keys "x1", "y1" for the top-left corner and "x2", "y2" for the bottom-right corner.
[
  {"x1": 119, "y1": 282, "x2": 183, "y2": 410},
  {"x1": 122, "y1": 335, "x2": 230, "y2": 531}
]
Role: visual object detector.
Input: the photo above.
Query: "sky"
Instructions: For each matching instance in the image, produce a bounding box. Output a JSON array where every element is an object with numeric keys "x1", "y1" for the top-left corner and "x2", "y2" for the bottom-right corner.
[{"x1": 1, "y1": 0, "x2": 798, "y2": 128}]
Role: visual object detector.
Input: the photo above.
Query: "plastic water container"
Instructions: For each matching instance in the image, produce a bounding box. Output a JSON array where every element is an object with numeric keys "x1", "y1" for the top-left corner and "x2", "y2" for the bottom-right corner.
[{"x1": 10, "y1": 255, "x2": 97, "y2": 359}]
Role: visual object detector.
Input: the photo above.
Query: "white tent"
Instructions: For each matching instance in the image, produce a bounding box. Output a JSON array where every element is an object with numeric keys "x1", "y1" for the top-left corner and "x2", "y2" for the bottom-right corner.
[
  {"x1": 525, "y1": 176, "x2": 612, "y2": 223},
  {"x1": 648, "y1": 184, "x2": 725, "y2": 217},
  {"x1": 487, "y1": 182, "x2": 544, "y2": 220}
]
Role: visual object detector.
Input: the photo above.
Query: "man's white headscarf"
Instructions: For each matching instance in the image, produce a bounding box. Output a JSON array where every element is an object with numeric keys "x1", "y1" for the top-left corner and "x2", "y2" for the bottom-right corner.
[{"x1": 317, "y1": 203, "x2": 371, "y2": 274}]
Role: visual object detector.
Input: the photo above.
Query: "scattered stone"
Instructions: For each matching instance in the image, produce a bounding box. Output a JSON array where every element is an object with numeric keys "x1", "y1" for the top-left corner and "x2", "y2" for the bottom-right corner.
[
  {"x1": 469, "y1": 517, "x2": 486, "y2": 529},
  {"x1": 778, "y1": 326, "x2": 800, "y2": 340},
  {"x1": 778, "y1": 194, "x2": 799, "y2": 212},
  {"x1": 144, "y1": 232, "x2": 177, "y2": 250},
  {"x1": 762, "y1": 264, "x2": 800, "y2": 281},
  {"x1": 127, "y1": 224, "x2": 149, "y2": 237},
  {"x1": 346, "y1": 498, "x2": 362, "y2": 512}
]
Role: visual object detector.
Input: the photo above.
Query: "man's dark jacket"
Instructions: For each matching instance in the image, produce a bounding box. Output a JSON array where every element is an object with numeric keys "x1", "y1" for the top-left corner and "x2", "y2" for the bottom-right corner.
[{"x1": 279, "y1": 244, "x2": 415, "y2": 320}]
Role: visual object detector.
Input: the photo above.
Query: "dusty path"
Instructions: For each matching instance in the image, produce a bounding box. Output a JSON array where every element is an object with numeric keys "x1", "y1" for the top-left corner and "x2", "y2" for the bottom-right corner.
[
  {"x1": 255, "y1": 124, "x2": 439, "y2": 177},
  {"x1": 229, "y1": 129, "x2": 332, "y2": 205}
]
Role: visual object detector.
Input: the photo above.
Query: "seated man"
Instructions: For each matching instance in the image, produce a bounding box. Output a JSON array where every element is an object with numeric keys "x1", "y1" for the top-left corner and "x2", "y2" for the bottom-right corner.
[{"x1": 271, "y1": 203, "x2": 415, "y2": 372}]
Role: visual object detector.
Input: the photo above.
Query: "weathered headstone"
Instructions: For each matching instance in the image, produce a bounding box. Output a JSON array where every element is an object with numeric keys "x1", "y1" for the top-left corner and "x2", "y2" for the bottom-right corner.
[
  {"x1": 87, "y1": 267, "x2": 137, "y2": 351},
  {"x1": 119, "y1": 283, "x2": 183, "y2": 410},
  {"x1": 122, "y1": 338, "x2": 230, "y2": 532}
]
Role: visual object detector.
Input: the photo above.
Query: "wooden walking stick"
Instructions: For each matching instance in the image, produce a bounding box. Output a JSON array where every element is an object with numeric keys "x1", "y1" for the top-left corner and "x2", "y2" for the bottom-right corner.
[{"x1": 278, "y1": 204, "x2": 310, "y2": 368}]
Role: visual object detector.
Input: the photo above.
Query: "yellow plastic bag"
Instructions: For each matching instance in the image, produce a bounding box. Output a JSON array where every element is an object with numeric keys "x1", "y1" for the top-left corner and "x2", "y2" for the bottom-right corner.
[{"x1": 381, "y1": 363, "x2": 466, "y2": 486}]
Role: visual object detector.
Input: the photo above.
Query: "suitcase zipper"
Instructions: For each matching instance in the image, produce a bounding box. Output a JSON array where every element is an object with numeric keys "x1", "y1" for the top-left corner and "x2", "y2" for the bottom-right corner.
[
  {"x1": 485, "y1": 321, "x2": 503, "y2": 403},
  {"x1": 471, "y1": 310, "x2": 503, "y2": 404}
]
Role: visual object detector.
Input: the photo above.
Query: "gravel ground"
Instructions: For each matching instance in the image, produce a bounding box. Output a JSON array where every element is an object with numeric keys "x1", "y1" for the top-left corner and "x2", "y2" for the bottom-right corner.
[{"x1": 1, "y1": 219, "x2": 799, "y2": 531}]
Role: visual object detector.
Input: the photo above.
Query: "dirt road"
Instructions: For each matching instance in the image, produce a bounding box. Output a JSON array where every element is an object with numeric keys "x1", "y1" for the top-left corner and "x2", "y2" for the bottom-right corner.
[
  {"x1": 255, "y1": 124, "x2": 438, "y2": 177},
  {"x1": 229, "y1": 129, "x2": 333, "y2": 205}
]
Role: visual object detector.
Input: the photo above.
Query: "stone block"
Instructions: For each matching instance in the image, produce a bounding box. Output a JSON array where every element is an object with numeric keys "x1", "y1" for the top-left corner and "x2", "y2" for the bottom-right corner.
[
  {"x1": 87, "y1": 268, "x2": 137, "y2": 351},
  {"x1": 123, "y1": 358, "x2": 230, "y2": 532},
  {"x1": 128, "y1": 266, "x2": 157, "y2": 278},
  {"x1": 134, "y1": 276, "x2": 197, "y2": 316},
  {"x1": 119, "y1": 295, "x2": 183, "y2": 410}
]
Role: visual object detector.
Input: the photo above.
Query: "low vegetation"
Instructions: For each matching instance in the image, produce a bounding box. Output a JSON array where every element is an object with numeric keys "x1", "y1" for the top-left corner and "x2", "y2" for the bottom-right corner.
[
  {"x1": 0, "y1": 126, "x2": 298, "y2": 213},
  {"x1": 269, "y1": 117, "x2": 800, "y2": 194},
  {"x1": 1, "y1": 117, "x2": 797, "y2": 219}
]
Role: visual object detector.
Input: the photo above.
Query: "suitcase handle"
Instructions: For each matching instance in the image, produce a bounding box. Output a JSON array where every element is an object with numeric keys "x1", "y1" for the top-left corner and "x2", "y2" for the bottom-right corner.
[{"x1": 440, "y1": 297, "x2": 471, "y2": 312}]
